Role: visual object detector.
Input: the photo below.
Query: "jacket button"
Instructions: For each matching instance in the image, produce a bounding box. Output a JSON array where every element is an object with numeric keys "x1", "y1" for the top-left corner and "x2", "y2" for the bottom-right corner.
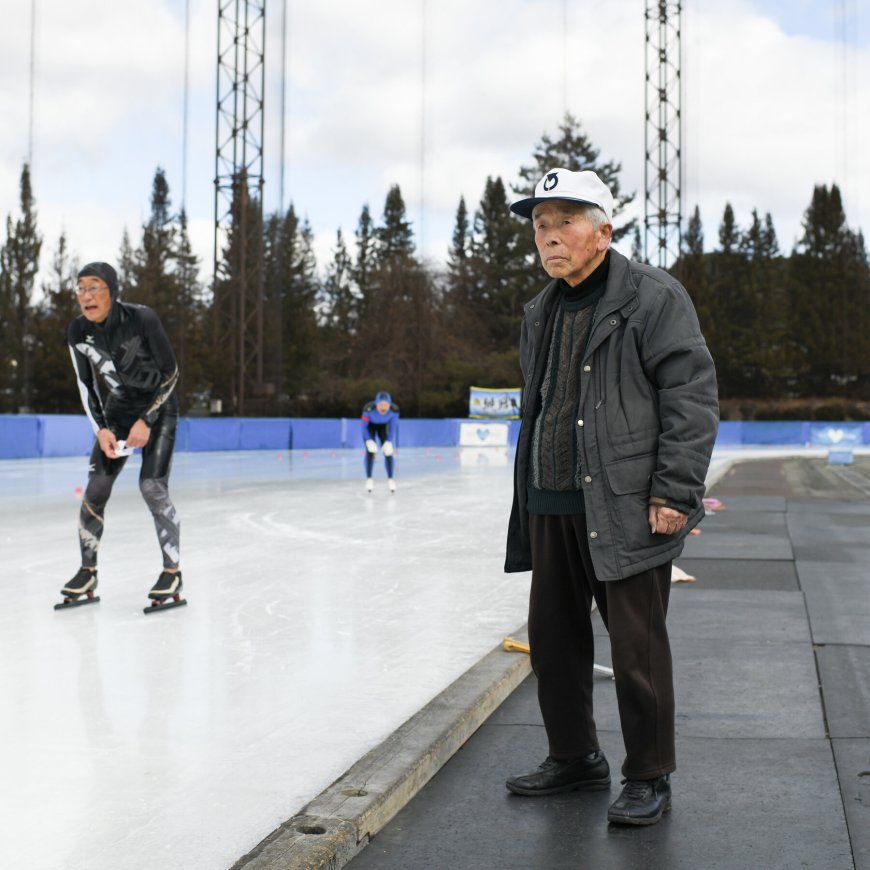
[
  {"x1": 589, "y1": 531, "x2": 598, "y2": 539},
  {"x1": 577, "y1": 419, "x2": 584, "y2": 427},
  {"x1": 609, "y1": 318, "x2": 617, "y2": 326},
  {"x1": 535, "y1": 321, "x2": 540, "y2": 326},
  {"x1": 584, "y1": 475, "x2": 592, "y2": 483},
  {"x1": 583, "y1": 365, "x2": 591, "y2": 372}
]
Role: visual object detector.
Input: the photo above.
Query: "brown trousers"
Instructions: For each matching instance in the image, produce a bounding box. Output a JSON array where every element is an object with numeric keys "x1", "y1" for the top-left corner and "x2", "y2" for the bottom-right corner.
[{"x1": 528, "y1": 513, "x2": 675, "y2": 779}]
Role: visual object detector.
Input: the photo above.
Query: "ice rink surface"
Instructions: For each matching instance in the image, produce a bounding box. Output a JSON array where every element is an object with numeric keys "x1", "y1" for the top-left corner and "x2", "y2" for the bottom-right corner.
[
  {"x1": 1, "y1": 446, "x2": 527, "y2": 870},
  {"x1": 0, "y1": 443, "x2": 843, "y2": 869}
]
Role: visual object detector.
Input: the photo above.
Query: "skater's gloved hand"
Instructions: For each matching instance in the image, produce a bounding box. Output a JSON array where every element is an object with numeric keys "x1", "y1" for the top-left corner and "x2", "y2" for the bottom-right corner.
[
  {"x1": 98, "y1": 428, "x2": 120, "y2": 459},
  {"x1": 382, "y1": 440, "x2": 394, "y2": 457},
  {"x1": 365, "y1": 439, "x2": 378, "y2": 453},
  {"x1": 126, "y1": 419, "x2": 151, "y2": 449}
]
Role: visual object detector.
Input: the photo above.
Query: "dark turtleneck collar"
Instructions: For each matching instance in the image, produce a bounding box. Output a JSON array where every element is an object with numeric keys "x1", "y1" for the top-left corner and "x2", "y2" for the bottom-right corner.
[{"x1": 561, "y1": 249, "x2": 611, "y2": 301}]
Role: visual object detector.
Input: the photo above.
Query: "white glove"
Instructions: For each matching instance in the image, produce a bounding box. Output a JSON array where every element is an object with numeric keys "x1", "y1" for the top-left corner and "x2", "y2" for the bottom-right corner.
[
  {"x1": 365, "y1": 439, "x2": 378, "y2": 453},
  {"x1": 382, "y1": 440, "x2": 394, "y2": 457}
]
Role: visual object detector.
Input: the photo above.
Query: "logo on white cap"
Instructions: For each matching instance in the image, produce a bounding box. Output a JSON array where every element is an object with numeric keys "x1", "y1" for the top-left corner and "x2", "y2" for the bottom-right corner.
[{"x1": 543, "y1": 173, "x2": 559, "y2": 192}]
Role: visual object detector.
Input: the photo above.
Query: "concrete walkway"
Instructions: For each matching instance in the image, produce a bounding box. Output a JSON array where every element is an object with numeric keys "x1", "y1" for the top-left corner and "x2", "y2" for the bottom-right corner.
[{"x1": 245, "y1": 454, "x2": 870, "y2": 869}]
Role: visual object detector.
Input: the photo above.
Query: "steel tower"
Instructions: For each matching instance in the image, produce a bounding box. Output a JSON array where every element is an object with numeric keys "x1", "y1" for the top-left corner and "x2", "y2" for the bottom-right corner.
[
  {"x1": 644, "y1": 1, "x2": 682, "y2": 267},
  {"x1": 213, "y1": 0, "x2": 266, "y2": 415}
]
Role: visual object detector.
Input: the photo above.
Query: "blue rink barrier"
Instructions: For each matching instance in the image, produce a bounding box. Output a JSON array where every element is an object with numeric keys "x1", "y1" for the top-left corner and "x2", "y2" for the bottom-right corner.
[
  {"x1": 2, "y1": 415, "x2": 869, "y2": 459},
  {"x1": 0, "y1": 415, "x2": 524, "y2": 458}
]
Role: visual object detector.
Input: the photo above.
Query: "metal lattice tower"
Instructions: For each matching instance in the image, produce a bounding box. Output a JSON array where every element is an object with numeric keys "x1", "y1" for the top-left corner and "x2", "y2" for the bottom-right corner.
[
  {"x1": 644, "y1": 1, "x2": 682, "y2": 267},
  {"x1": 213, "y1": 0, "x2": 266, "y2": 416}
]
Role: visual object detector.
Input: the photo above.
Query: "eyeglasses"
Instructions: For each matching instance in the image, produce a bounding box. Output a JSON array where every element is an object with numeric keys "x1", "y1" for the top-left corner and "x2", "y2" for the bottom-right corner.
[{"x1": 76, "y1": 285, "x2": 108, "y2": 297}]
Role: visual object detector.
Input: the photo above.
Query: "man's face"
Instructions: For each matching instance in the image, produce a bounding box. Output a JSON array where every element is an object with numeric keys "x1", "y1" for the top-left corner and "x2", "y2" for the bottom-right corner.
[
  {"x1": 532, "y1": 201, "x2": 612, "y2": 286},
  {"x1": 376, "y1": 400, "x2": 390, "y2": 415},
  {"x1": 76, "y1": 276, "x2": 112, "y2": 322}
]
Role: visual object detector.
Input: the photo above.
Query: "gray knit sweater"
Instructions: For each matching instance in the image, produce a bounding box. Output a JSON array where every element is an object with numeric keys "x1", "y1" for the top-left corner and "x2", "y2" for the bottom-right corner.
[{"x1": 527, "y1": 255, "x2": 609, "y2": 514}]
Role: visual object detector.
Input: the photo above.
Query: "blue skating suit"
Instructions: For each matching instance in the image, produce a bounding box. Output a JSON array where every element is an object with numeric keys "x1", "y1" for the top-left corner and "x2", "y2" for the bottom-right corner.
[{"x1": 361, "y1": 391, "x2": 399, "y2": 479}]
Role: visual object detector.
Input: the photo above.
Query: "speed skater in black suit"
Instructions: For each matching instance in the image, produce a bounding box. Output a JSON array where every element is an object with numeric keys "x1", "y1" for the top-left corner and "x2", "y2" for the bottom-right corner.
[{"x1": 58, "y1": 261, "x2": 185, "y2": 614}]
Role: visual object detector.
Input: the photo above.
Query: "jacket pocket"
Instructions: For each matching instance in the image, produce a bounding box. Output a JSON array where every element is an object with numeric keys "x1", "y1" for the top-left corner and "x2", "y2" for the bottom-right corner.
[{"x1": 604, "y1": 453, "x2": 657, "y2": 551}]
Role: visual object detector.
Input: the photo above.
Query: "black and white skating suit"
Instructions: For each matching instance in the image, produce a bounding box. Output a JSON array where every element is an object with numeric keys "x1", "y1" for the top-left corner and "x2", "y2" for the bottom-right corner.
[{"x1": 68, "y1": 300, "x2": 181, "y2": 570}]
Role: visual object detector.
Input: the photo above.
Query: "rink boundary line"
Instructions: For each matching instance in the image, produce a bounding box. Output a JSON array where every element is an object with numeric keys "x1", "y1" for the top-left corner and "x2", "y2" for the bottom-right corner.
[{"x1": 229, "y1": 626, "x2": 533, "y2": 870}]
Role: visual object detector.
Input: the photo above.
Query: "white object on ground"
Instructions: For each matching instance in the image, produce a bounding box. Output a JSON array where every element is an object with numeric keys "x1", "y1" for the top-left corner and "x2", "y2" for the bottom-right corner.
[{"x1": 671, "y1": 564, "x2": 697, "y2": 583}]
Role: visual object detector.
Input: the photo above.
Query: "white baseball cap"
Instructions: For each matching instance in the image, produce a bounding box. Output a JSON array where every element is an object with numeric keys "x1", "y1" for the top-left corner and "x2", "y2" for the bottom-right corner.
[{"x1": 510, "y1": 168, "x2": 614, "y2": 223}]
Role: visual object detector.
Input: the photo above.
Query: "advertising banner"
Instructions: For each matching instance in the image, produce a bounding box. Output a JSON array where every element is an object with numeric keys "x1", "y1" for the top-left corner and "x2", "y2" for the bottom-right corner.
[{"x1": 468, "y1": 386, "x2": 521, "y2": 419}]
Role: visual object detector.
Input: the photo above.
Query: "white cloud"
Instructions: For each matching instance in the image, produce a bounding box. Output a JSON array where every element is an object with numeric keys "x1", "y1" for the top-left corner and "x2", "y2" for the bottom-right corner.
[{"x1": 1, "y1": 0, "x2": 867, "y2": 290}]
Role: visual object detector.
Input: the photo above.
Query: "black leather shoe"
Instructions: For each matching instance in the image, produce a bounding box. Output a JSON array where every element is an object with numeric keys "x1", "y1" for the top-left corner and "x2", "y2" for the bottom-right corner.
[
  {"x1": 506, "y1": 751, "x2": 610, "y2": 796},
  {"x1": 607, "y1": 775, "x2": 671, "y2": 825}
]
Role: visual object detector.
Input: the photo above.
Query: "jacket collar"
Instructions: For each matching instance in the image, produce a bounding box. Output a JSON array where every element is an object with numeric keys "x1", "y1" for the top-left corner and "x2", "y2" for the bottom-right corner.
[
  {"x1": 525, "y1": 248, "x2": 638, "y2": 323},
  {"x1": 597, "y1": 248, "x2": 639, "y2": 315}
]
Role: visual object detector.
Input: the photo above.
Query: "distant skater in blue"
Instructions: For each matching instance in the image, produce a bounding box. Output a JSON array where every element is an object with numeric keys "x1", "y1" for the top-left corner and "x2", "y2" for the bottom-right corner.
[{"x1": 361, "y1": 391, "x2": 399, "y2": 493}]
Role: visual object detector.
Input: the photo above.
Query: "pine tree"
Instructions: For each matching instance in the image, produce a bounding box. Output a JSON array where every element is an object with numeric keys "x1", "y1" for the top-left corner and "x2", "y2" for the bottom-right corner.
[
  {"x1": 376, "y1": 185, "x2": 415, "y2": 265},
  {"x1": 210, "y1": 173, "x2": 265, "y2": 414},
  {"x1": 131, "y1": 168, "x2": 178, "y2": 311},
  {"x1": 684, "y1": 206, "x2": 704, "y2": 255},
  {"x1": 262, "y1": 204, "x2": 320, "y2": 413},
  {"x1": 123, "y1": 169, "x2": 204, "y2": 411},
  {"x1": 172, "y1": 210, "x2": 205, "y2": 411},
  {"x1": 469, "y1": 176, "x2": 533, "y2": 351},
  {"x1": 315, "y1": 227, "x2": 360, "y2": 405},
  {"x1": 351, "y1": 184, "x2": 440, "y2": 415},
  {"x1": 790, "y1": 184, "x2": 870, "y2": 396},
  {"x1": 446, "y1": 196, "x2": 472, "y2": 290},
  {"x1": 117, "y1": 230, "x2": 136, "y2": 295},
  {"x1": 444, "y1": 195, "x2": 484, "y2": 347},
  {"x1": 353, "y1": 204, "x2": 377, "y2": 313},
  {"x1": 0, "y1": 164, "x2": 43, "y2": 411},
  {"x1": 718, "y1": 203, "x2": 738, "y2": 255},
  {"x1": 31, "y1": 233, "x2": 81, "y2": 412},
  {"x1": 517, "y1": 113, "x2": 636, "y2": 242},
  {"x1": 673, "y1": 206, "x2": 719, "y2": 390},
  {"x1": 705, "y1": 203, "x2": 746, "y2": 398},
  {"x1": 737, "y1": 210, "x2": 790, "y2": 396},
  {"x1": 320, "y1": 227, "x2": 358, "y2": 333}
]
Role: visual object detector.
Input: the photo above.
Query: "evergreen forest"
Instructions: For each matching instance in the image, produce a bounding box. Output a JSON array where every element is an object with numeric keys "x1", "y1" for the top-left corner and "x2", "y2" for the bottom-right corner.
[{"x1": 2, "y1": 115, "x2": 868, "y2": 421}]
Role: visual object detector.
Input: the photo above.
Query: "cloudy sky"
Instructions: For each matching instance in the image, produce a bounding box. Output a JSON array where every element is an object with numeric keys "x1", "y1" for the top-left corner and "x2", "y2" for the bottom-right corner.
[{"x1": 1, "y1": 0, "x2": 867, "y2": 288}]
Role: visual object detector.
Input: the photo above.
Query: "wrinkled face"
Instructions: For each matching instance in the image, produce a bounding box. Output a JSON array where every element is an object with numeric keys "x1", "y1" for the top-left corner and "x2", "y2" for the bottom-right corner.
[
  {"x1": 376, "y1": 400, "x2": 390, "y2": 415},
  {"x1": 76, "y1": 276, "x2": 112, "y2": 322},
  {"x1": 532, "y1": 201, "x2": 612, "y2": 286}
]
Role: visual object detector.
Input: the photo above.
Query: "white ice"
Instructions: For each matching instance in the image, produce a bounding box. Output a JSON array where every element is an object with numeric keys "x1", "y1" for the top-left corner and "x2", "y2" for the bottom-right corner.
[
  {"x1": 1, "y1": 442, "x2": 855, "y2": 869},
  {"x1": 1, "y1": 446, "x2": 527, "y2": 870}
]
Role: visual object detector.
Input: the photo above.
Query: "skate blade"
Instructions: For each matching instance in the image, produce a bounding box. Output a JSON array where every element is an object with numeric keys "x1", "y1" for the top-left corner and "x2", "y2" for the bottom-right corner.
[
  {"x1": 143, "y1": 597, "x2": 188, "y2": 615},
  {"x1": 54, "y1": 595, "x2": 101, "y2": 611}
]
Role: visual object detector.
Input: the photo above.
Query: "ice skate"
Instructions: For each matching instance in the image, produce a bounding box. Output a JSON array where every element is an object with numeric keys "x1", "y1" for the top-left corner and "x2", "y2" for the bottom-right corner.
[
  {"x1": 366, "y1": 478, "x2": 374, "y2": 493},
  {"x1": 388, "y1": 478, "x2": 396, "y2": 493},
  {"x1": 55, "y1": 568, "x2": 100, "y2": 610},
  {"x1": 144, "y1": 570, "x2": 187, "y2": 615}
]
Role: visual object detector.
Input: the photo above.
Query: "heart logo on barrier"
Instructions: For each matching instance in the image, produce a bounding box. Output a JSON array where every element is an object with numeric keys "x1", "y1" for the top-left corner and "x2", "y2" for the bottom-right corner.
[
  {"x1": 827, "y1": 428, "x2": 844, "y2": 443},
  {"x1": 476, "y1": 428, "x2": 491, "y2": 441}
]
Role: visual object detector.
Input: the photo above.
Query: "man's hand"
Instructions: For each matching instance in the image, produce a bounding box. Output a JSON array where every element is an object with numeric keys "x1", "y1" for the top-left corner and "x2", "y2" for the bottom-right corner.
[
  {"x1": 97, "y1": 428, "x2": 120, "y2": 459},
  {"x1": 365, "y1": 439, "x2": 378, "y2": 454},
  {"x1": 648, "y1": 504, "x2": 687, "y2": 536},
  {"x1": 125, "y1": 419, "x2": 151, "y2": 449}
]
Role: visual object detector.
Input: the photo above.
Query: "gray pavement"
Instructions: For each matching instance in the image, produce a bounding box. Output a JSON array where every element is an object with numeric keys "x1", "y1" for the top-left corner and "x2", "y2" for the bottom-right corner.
[{"x1": 238, "y1": 456, "x2": 870, "y2": 869}]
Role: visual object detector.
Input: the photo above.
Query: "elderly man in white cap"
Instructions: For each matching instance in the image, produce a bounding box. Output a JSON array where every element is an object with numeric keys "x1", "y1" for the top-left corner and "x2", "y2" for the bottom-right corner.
[{"x1": 503, "y1": 168, "x2": 718, "y2": 825}]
